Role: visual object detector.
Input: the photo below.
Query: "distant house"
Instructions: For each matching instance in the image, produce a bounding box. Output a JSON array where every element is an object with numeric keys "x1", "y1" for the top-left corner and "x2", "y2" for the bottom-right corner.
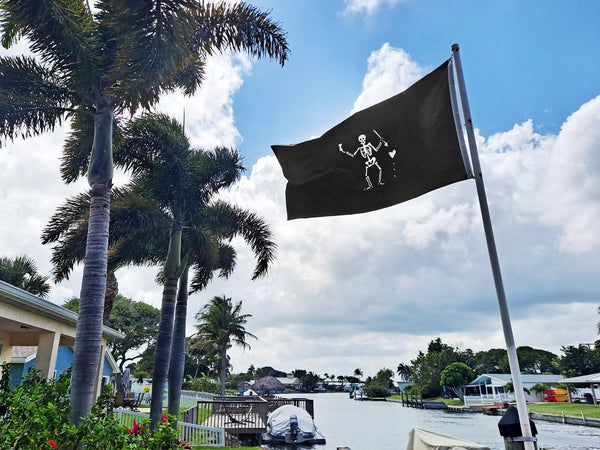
[
  {"x1": 463, "y1": 373, "x2": 563, "y2": 406},
  {"x1": 0, "y1": 280, "x2": 124, "y2": 398},
  {"x1": 9, "y1": 345, "x2": 119, "y2": 390}
]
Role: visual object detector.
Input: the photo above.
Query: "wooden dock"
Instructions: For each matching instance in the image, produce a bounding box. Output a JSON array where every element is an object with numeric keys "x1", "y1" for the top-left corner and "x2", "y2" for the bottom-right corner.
[
  {"x1": 181, "y1": 395, "x2": 315, "y2": 446},
  {"x1": 400, "y1": 392, "x2": 424, "y2": 408}
]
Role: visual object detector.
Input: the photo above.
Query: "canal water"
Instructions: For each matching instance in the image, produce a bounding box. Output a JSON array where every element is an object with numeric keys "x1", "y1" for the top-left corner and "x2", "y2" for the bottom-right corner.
[{"x1": 275, "y1": 393, "x2": 600, "y2": 450}]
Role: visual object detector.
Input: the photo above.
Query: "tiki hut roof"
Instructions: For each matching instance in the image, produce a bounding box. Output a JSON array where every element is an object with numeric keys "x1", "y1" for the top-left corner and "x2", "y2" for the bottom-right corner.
[{"x1": 252, "y1": 376, "x2": 286, "y2": 393}]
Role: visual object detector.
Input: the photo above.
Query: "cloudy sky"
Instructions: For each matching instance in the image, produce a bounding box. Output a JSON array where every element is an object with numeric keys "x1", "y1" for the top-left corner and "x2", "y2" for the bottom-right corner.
[{"x1": 1, "y1": 0, "x2": 599, "y2": 379}]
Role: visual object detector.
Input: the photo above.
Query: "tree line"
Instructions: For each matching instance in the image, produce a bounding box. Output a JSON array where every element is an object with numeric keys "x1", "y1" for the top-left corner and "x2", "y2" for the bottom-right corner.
[{"x1": 397, "y1": 336, "x2": 600, "y2": 398}]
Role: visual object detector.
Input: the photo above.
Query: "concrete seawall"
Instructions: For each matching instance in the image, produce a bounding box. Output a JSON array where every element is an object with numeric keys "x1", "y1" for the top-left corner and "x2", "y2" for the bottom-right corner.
[{"x1": 529, "y1": 412, "x2": 600, "y2": 428}]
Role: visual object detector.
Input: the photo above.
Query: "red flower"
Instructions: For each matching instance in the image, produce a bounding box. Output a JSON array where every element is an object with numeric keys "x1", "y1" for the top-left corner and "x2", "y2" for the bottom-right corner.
[
  {"x1": 124, "y1": 419, "x2": 141, "y2": 435},
  {"x1": 48, "y1": 440, "x2": 59, "y2": 449},
  {"x1": 161, "y1": 414, "x2": 168, "y2": 423}
]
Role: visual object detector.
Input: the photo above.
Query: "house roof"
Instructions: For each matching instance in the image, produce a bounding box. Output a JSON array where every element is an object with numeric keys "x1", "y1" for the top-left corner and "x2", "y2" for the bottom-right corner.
[
  {"x1": 252, "y1": 376, "x2": 286, "y2": 392},
  {"x1": 0, "y1": 280, "x2": 124, "y2": 340},
  {"x1": 468, "y1": 373, "x2": 564, "y2": 386},
  {"x1": 557, "y1": 373, "x2": 600, "y2": 385}
]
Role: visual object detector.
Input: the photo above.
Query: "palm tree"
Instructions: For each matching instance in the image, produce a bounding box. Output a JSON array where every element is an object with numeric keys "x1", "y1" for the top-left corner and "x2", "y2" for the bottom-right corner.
[
  {"x1": 193, "y1": 295, "x2": 256, "y2": 396},
  {"x1": 0, "y1": 0, "x2": 287, "y2": 425},
  {"x1": 397, "y1": 363, "x2": 412, "y2": 382},
  {"x1": 354, "y1": 368, "x2": 363, "y2": 379},
  {"x1": 0, "y1": 255, "x2": 51, "y2": 298},
  {"x1": 530, "y1": 383, "x2": 548, "y2": 401},
  {"x1": 43, "y1": 113, "x2": 276, "y2": 428}
]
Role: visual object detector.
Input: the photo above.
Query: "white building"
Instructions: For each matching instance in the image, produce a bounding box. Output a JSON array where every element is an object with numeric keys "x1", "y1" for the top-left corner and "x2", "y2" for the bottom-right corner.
[{"x1": 463, "y1": 373, "x2": 563, "y2": 406}]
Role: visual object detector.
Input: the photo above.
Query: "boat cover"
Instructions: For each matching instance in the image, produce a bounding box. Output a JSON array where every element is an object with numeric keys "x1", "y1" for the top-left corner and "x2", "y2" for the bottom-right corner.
[
  {"x1": 407, "y1": 428, "x2": 490, "y2": 450},
  {"x1": 267, "y1": 404, "x2": 316, "y2": 436}
]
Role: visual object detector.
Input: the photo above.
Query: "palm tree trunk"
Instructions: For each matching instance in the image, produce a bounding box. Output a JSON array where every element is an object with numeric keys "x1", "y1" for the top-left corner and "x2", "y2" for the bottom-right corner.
[
  {"x1": 167, "y1": 264, "x2": 189, "y2": 423},
  {"x1": 220, "y1": 345, "x2": 227, "y2": 396},
  {"x1": 150, "y1": 275, "x2": 178, "y2": 430},
  {"x1": 70, "y1": 105, "x2": 114, "y2": 426},
  {"x1": 70, "y1": 182, "x2": 111, "y2": 425},
  {"x1": 103, "y1": 270, "x2": 118, "y2": 325},
  {"x1": 150, "y1": 226, "x2": 182, "y2": 430}
]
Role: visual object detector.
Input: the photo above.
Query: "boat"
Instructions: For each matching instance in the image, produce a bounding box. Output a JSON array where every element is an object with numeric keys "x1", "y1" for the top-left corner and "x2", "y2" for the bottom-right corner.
[
  {"x1": 349, "y1": 386, "x2": 367, "y2": 400},
  {"x1": 261, "y1": 404, "x2": 326, "y2": 445},
  {"x1": 422, "y1": 400, "x2": 447, "y2": 409},
  {"x1": 407, "y1": 428, "x2": 490, "y2": 450}
]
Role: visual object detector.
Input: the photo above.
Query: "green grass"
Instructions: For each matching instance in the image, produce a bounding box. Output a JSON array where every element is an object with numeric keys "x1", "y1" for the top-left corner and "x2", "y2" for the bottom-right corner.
[{"x1": 527, "y1": 402, "x2": 600, "y2": 418}]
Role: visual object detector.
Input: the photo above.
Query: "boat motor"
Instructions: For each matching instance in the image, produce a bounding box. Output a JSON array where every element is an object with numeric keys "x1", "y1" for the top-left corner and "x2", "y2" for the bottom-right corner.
[{"x1": 289, "y1": 414, "x2": 299, "y2": 442}]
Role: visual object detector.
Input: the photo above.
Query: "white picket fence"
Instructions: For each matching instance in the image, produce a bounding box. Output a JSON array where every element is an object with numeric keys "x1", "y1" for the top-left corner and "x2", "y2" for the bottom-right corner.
[{"x1": 115, "y1": 408, "x2": 225, "y2": 447}]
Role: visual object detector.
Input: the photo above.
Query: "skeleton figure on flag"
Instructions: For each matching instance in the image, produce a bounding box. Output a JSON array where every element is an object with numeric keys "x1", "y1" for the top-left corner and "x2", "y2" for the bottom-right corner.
[{"x1": 338, "y1": 131, "x2": 386, "y2": 190}]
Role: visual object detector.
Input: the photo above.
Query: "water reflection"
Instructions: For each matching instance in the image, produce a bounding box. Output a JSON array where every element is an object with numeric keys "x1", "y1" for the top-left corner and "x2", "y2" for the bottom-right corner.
[{"x1": 267, "y1": 393, "x2": 600, "y2": 450}]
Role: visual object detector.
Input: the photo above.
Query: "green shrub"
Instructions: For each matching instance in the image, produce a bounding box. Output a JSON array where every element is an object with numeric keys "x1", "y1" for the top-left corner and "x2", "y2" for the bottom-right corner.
[
  {"x1": 363, "y1": 381, "x2": 390, "y2": 398},
  {"x1": 0, "y1": 362, "x2": 182, "y2": 449},
  {"x1": 181, "y1": 373, "x2": 220, "y2": 393}
]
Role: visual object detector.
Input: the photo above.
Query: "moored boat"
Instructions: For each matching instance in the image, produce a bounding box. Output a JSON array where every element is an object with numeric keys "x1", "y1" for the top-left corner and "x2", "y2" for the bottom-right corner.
[
  {"x1": 407, "y1": 428, "x2": 490, "y2": 450},
  {"x1": 261, "y1": 404, "x2": 326, "y2": 445}
]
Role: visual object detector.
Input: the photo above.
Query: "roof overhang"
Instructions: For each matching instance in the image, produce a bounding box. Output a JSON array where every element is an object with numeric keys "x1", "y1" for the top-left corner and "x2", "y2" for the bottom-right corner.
[{"x1": 0, "y1": 280, "x2": 124, "y2": 340}]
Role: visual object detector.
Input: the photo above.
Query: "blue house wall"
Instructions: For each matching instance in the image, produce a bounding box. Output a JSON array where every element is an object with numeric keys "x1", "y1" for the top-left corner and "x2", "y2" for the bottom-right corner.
[{"x1": 10, "y1": 347, "x2": 115, "y2": 388}]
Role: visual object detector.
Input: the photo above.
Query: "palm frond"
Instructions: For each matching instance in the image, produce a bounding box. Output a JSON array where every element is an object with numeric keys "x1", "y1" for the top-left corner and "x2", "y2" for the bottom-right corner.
[
  {"x1": 48, "y1": 223, "x2": 88, "y2": 281},
  {"x1": 201, "y1": 201, "x2": 276, "y2": 279},
  {"x1": 41, "y1": 191, "x2": 91, "y2": 245},
  {"x1": 189, "y1": 147, "x2": 244, "y2": 203},
  {"x1": 190, "y1": 1, "x2": 289, "y2": 66},
  {"x1": 0, "y1": 254, "x2": 51, "y2": 297},
  {"x1": 99, "y1": 0, "x2": 197, "y2": 111},
  {"x1": 114, "y1": 113, "x2": 190, "y2": 177},
  {"x1": 0, "y1": 56, "x2": 78, "y2": 141},
  {"x1": 0, "y1": 0, "x2": 101, "y2": 89}
]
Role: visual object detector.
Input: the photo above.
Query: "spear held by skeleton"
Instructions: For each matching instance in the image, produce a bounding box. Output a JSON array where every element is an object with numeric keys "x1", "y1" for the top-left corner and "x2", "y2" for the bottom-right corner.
[{"x1": 373, "y1": 129, "x2": 388, "y2": 147}]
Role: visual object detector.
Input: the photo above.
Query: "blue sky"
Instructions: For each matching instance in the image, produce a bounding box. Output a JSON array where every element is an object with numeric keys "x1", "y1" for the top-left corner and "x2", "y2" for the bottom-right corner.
[
  {"x1": 1, "y1": 0, "x2": 599, "y2": 378},
  {"x1": 233, "y1": 0, "x2": 600, "y2": 166}
]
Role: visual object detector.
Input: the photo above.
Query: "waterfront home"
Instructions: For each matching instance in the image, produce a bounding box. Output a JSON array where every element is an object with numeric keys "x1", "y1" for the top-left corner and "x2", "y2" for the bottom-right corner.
[
  {"x1": 9, "y1": 345, "x2": 119, "y2": 389},
  {"x1": 463, "y1": 373, "x2": 563, "y2": 406},
  {"x1": 0, "y1": 280, "x2": 124, "y2": 398},
  {"x1": 556, "y1": 372, "x2": 600, "y2": 404}
]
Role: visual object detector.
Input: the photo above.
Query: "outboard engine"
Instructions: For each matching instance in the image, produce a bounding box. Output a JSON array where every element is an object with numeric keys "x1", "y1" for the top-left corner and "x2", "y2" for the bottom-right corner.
[{"x1": 289, "y1": 414, "x2": 299, "y2": 442}]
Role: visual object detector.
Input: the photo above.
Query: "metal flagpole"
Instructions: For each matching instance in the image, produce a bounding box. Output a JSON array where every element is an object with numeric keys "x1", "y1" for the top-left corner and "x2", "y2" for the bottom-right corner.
[{"x1": 451, "y1": 43, "x2": 536, "y2": 450}]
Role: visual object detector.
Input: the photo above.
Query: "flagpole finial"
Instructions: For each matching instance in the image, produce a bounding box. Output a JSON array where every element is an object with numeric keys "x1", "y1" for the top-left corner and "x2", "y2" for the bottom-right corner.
[{"x1": 452, "y1": 43, "x2": 460, "y2": 52}]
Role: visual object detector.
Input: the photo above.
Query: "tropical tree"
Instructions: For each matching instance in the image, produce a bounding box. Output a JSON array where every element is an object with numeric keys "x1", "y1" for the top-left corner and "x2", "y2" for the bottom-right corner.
[
  {"x1": 499, "y1": 346, "x2": 558, "y2": 374},
  {"x1": 505, "y1": 381, "x2": 530, "y2": 395},
  {"x1": 374, "y1": 368, "x2": 394, "y2": 391},
  {"x1": 396, "y1": 362, "x2": 412, "y2": 382},
  {"x1": 556, "y1": 344, "x2": 600, "y2": 377},
  {"x1": 529, "y1": 383, "x2": 548, "y2": 401},
  {"x1": 43, "y1": 114, "x2": 277, "y2": 427},
  {"x1": 0, "y1": 255, "x2": 50, "y2": 297},
  {"x1": 354, "y1": 368, "x2": 363, "y2": 379},
  {"x1": 440, "y1": 362, "x2": 474, "y2": 398},
  {"x1": 0, "y1": 0, "x2": 287, "y2": 425},
  {"x1": 472, "y1": 348, "x2": 507, "y2": 374},
  {"x1": 193, "y1": 295, "x2": 256, "y2": 396},
  {"x1": 62, "y1": 295, "x2": 161, "y2": 371}
]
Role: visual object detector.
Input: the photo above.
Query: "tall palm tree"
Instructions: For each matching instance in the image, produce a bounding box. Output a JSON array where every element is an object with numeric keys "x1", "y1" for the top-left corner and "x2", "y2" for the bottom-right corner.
[
  {"x1": 0, "y1": 0, "x2": 287, "y2": 425},
  {"x1": 397, "y1": 363, "x2": 412, "y2": 382},
  {"x1": 0, "y1": 255, "x2": 51, "y2": 298},
  {"x1": 353, "y1": 368, "x2": 363, "y2": 379},
  {"x1": 43, "y1": 113, "x2": 276, "y2": 428},
  {"x1": 193, "y1": 295, "x2": 256, "y2": 396}
]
